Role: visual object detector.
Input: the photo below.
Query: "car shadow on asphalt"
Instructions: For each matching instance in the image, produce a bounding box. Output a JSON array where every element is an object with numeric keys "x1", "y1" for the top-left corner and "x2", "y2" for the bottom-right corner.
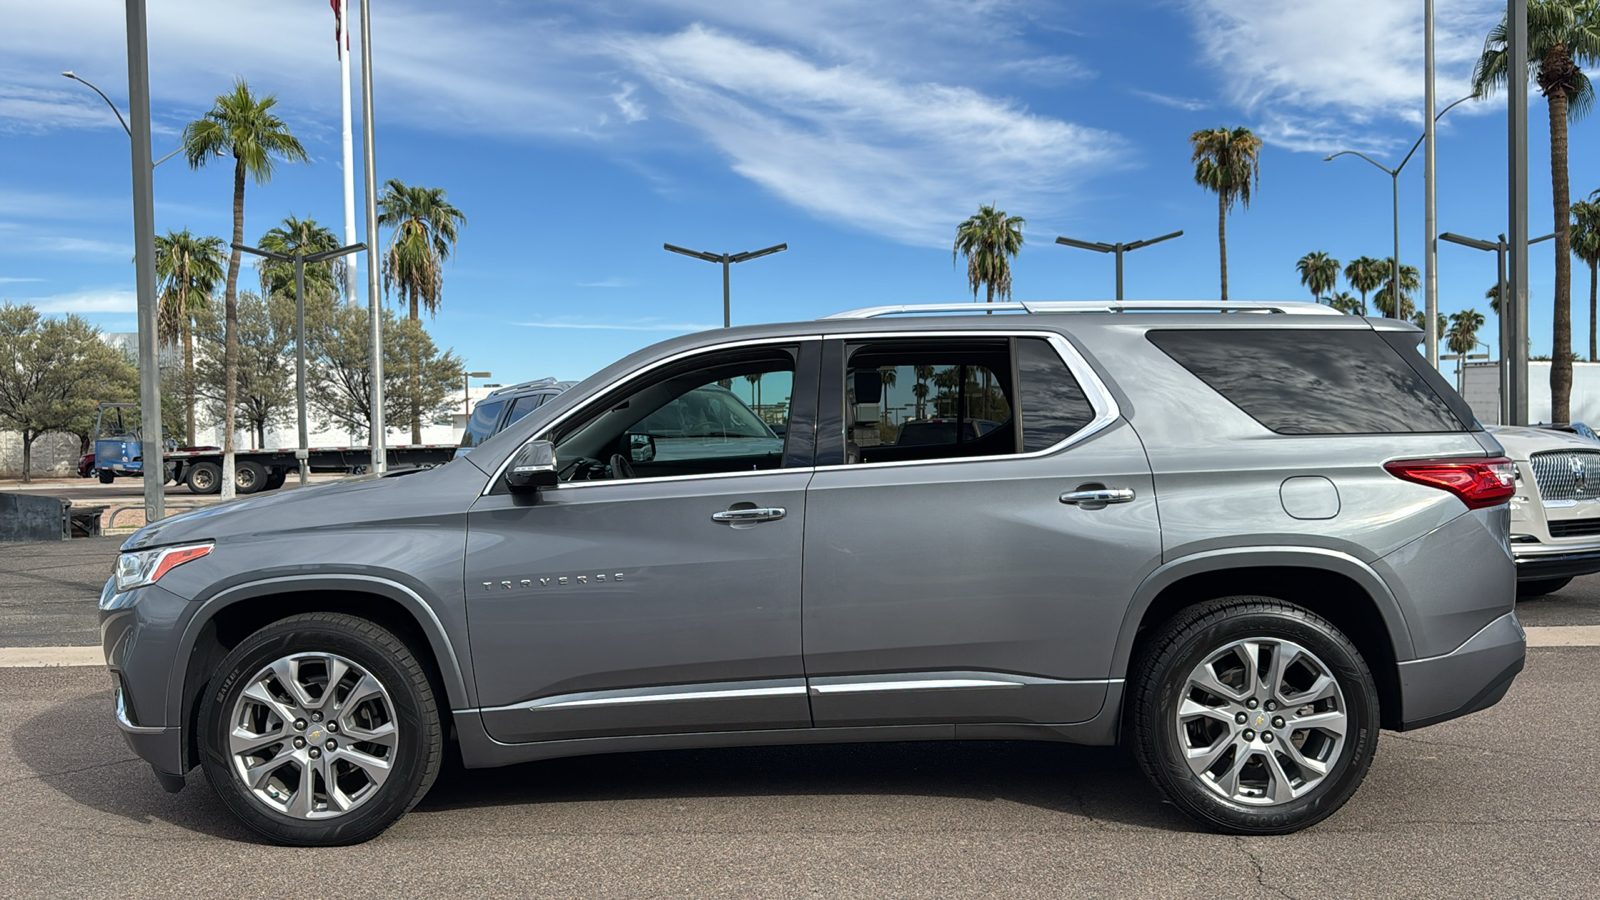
[
  {"x1": 415, "y1": 739, "x2": 1193, "y2": 832},
  {"x1": 18, "y1": 689, "x2": 1193, "y2": 840}
]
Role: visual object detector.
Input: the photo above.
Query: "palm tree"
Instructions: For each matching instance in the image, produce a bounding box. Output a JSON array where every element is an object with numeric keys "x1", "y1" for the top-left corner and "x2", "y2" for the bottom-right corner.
[
  {"x1": 1572, "y1": 190, "x2": 1600, "y2": 360},
  {"x1": 1412, "y1": 311, "x2": 1448, "y2": 342},
  {"x1": 913, "y1": 364, "x2": 934, "y2": 419},
  {"x1": 1189, "y1": 127, "x2": 1262, "y2": 300},
  {"x1": 378, "y1": 179, "x2": 466, "y2": 443},
  {"x1": 1474, "y1": 0, "x2": 1600, "y2": 421},
  {"x1": 257, "y1": 215, "x2": 343, "y2": 300},
  {"x1": 377, "y1": 179, "x2": 465, "y2": 322},
  {"x1": 182, "y1": 79, "x2": 308, "y2": 498},
  {"x1": 1449, "y1": 309, "x2": 1488, "y2": 390},
  {"x1": 1374, "y1": 259, "x2": 1421, "y2": 319},
  {"x1": 1344, "y1": 256, "x2": 1387, "y2": 313},
  {"x1": 1296, "y1": 251, "x2": 1340, "y2": 303},
  {"x1": 153, "y1": 230, "x2": 226, "y2": 446},
  {"x1": 742, "y1": 372, "x2": 764, "y2": 415},
  {"x1": 1487, "y1": 282, "x2": 1505, "y2": 315},
  {"x1": 952, "y1": 203, "x2": 1025, "y2": 306},
  {"x1": 878, "y1": 366, "x2": 898, "y2": 425},
  {"x1": 1327, "y1": 291, "x2": 1365, "y2": 316}
]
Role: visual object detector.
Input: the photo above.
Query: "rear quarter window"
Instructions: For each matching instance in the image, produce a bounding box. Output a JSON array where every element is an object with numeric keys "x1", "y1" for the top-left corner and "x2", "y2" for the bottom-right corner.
[{"x1": 1147, "y1": 328, "x2": 1469, "y2": 435}]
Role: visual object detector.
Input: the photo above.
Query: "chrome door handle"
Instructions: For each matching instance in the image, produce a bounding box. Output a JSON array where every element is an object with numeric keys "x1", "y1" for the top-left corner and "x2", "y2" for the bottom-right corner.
[
  {"x1": 1059, "y1": 488, "x2": 1136, "y2": 505},
  {"x1": 711, "y1": 507, "x2": 787, "y2": 523}
]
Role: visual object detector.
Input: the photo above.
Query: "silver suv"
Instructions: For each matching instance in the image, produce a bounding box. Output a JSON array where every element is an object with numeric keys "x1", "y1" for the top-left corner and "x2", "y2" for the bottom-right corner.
[{"x1": 101, "y1": 300, "x2": 1524, "y2": 845}]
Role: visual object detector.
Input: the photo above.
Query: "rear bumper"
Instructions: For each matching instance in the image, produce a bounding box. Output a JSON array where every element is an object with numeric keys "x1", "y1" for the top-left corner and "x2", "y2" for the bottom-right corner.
[{"x1": 1396, "y1": 612, "x2": 1525, "y2": 730}]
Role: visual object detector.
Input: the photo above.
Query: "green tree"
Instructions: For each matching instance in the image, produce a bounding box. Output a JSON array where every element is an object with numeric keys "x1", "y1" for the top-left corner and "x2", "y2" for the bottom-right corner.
[
  {"x1": 1296, "y1": 250, "x2": 1341, "y2": 302},
  {"x1": 256, "y1": 215, "x2": 344, "y2": 301},
  {"x1": 0, "y1": 305, "x2": 136, "y2": 481},
  {"x1": 1487, "y1": 281, "x2": 1505, "y2": 315},
  {"x1": 182, "y1": 78, "x2": 308, "y2": 497},
  {"x1": 1374, "y1": 259, "x2": 1421, "y2": 319},
  {"x1": 307, "y1": 302, "x2": 463, "y2": 441},
  {"x1": 1412, "y1": 311, "x2": 1448, "y2": 342},
  {"x1": 377, "y1": 179, "x2": 466, "y2": 443},
  {"x1": 1190, "y1": 126, "x2": 1262, "y2": 300},
  {"x1": 1474, "y1": 0, "x2": 1600, "y2": 421},
  {"x1": 1572, "y1": 190, "x2": 1600, "y2": 360},
  {"x1": 1327, "y1": 291, "x2": 1365, "y2": 315},
  {"x1": 912, "y1": 364, "x2": 934, "y2": 418},
  {"x1": 1449, "y1": 309, "x2": 1488, "y2": 357},
  {"x1": 153, "y1": 229, "x2": 226, "y2": 445},
  {"x1": 878, "y1": 366, "x2": 899, "y2": 425},
  {"x1": 1344, "y1": 255, "x2": 1387, "y2": 313},
  {"x1": 187, "y1": 292, "x2": 297, "y2": 449},
  {"x1": 952, "y1": 203, "x2": 1025, "y2": 306}
]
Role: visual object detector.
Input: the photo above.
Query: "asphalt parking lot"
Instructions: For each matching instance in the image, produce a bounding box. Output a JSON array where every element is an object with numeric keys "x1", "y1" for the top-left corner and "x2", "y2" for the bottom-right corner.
[{"x1": 2, "y1": 536, "x2": 1598, "y2": 898}]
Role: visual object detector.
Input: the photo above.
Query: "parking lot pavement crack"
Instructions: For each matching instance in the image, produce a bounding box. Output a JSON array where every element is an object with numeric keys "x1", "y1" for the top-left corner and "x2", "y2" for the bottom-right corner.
[
  {"x1": 1235, "y1": 837, "x2": 1299, "y2": 900},
  {"x1": 0, "y1": 756, "x2": 142, "y2": 789}
]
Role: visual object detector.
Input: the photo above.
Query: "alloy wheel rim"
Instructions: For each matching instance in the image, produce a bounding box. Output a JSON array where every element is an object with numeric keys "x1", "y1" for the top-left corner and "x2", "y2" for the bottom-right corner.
[
  {"x1": 1175, "y1": 638, "x2": 1348, "y2": 806},
  {"x1": 228, "y1": 652, "x2": 399, "y2": 820}
]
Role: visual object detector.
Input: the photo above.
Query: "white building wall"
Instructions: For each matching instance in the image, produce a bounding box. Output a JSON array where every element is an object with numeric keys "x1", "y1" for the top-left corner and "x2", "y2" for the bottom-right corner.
[{"x1": 1462, "y1": 361, "x2": 1600, "y2": 425}]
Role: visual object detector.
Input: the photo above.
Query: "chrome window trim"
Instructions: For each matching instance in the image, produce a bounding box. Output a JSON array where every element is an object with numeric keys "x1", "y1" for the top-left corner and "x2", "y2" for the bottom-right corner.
[
  {"x1": 482, "y1": 334, "x2": 823, "y2": 495},
  {"x1": 815, "y1": 329, "x2": 1120, "y2": 472},
  {"x1": 472, "y1": 678, "x2": 808, "y2": 715},
  {"x1": 114, "y1": 683, "x2": 165, "y2": 735}
]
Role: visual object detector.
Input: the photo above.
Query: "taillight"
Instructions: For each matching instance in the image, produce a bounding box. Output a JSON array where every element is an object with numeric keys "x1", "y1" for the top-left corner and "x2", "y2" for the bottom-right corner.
[{"x1": 1383, "y1": 457, "x2": 1516, "y2": 509}]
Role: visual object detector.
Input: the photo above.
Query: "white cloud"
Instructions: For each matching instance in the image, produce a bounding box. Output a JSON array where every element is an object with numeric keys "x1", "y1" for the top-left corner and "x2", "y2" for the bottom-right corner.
[
  {"x1": 22, "y1": 288, "x2": 136, "y2": 314},
  {"x1": 1131, "y1": 89, "x2": 1207, "y2": 113},
  {"x1": 610, "y1": 83, "x2": 647, "y2": 124},
  {"x1": 0, "y1": 277, "x2": 44, "y2": 284},
  {"x1": 615, "y1": 25, "x2": 1125, "y2": 246},
  {"x1": 575, "y1": 278, "x2": 634, "y2": 288},
  {"x1": 1185, "y1": 0, "x2": 1503, "y2": 152}
]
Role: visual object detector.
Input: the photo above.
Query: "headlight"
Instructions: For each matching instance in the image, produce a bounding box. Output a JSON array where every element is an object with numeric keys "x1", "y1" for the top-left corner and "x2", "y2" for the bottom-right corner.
[{"x1": 113, "y1": 542, "x2": 213, "y2": 593}]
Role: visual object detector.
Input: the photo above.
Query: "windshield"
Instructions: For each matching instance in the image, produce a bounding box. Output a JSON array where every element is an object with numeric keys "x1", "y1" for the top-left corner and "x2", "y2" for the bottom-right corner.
[{"x1": 634, "y1": 385, "x2": 776, "y2": 439}]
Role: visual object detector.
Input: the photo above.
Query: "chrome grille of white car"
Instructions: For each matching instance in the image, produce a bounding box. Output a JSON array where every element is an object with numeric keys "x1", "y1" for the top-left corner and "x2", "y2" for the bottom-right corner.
[{"x1": 1529, "y1": 450, "x2": 1600, "y2": 502}]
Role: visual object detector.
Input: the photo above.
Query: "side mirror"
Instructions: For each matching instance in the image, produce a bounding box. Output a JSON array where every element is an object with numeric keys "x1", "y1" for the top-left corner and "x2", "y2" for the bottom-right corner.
[
  {"x1": 505, "y1": 440, "x2": 559, "y2": 491},
  {"x1": 628, "y1": 433, "x2": 656, "y2": 463}
]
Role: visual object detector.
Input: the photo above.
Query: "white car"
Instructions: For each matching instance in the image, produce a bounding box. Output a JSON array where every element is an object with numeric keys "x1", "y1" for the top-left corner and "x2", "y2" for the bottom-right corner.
[{"x1": 1489, "y1": 424, "x2": 1600, "y2": 596}]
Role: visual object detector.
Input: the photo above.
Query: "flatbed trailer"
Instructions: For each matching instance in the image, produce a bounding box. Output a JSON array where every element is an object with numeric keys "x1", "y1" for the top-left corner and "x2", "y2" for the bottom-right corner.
[{"x1": 163, "y1": 445, "x2": 459, "y2": 494}]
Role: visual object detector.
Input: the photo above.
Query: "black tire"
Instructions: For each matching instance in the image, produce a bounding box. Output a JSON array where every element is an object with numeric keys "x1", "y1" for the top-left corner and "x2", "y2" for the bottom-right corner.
[
  {"x1": 1517, "y1": 577, "x2": 1572, "y2": 597},
  {"x1": 235, "y1": 461, "x2": 268, "y2": 494},
  {"x1": 263, "y1": 470, "x2": 288, "y2": 491},
  {"x1": 186, "y1": 461, "x2": 222, "y2": 495},
  {"x1": 197, "y1": 613, "x2": 442, "y2": 846},
  {"x1": 98, "y1": 469, "x2": 115, "y2": 484},
  {"x1": 1130, "y1": 597, "x2": 1379, "y2": 835}
]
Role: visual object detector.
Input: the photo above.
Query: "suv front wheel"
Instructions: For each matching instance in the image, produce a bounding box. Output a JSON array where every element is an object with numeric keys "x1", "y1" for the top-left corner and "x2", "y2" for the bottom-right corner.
[
  {"x1": 1130, "y1": 597, "x2": 1379, "y2": 834},
  {"x1": 197, "y1": 613, "x2": 443, "y2": 845}
]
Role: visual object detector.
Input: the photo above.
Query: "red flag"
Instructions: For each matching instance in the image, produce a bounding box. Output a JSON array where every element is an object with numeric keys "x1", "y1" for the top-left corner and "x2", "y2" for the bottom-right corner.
[{"x1": 331, "y1": 0, "x2": 349, "y2": 56}]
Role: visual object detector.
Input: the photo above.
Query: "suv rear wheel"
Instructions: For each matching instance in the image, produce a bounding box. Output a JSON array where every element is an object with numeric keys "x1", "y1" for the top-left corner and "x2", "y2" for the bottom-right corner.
[
  {"x1": 1130, "y1": 597, "x2": 1378, "y2": 834},
  {"x1": 197, "y1": 613, "x2": 443, "y2": 845}
]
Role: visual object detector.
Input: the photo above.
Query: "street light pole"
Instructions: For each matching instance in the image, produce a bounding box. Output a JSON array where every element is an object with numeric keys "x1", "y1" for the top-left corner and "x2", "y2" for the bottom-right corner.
[
  {"x1": 1509, "y1": 0, "x2": 1531, "y2": 425},
  {"x1": 1440, "y1": 230, "x2": 1554, "y2": 424},
  {"x1": 233, "y1": 242, "x2": 366, "y2": 485},
  {"x1": 122, "y1": 0, "x2": 163, "y2": 525},
  {"x1": 463, "y1": 371, "x2": 491, "y2": 416},
  {"x1": 1424, "y1": 0, "x2": 1439, "y2": 368},
  {"x1": 664, "y1": 243, "x2": 788, "y2": 327},
  {"x1": 62, "y1": 72, "x2": 184, "y2": 167},
  {"x1": 358, "y1": 0, "x2": 386, "y2": 471},
  {"x1": 1054, "y1": 231, "x2": 1183, "y2": 301},
  {"x1": 1325, "y1": 93, "x2": 1476, "y2": 324}
]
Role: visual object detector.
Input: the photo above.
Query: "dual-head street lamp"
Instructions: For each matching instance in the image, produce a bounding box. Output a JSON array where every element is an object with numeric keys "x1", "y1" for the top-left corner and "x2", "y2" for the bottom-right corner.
[
  {"x1": 1324, "y1": 93, "x2": 1478, "y2": 334},
  {"x1": 1054, "y1": 230, "x2": 1183, "y2": 301},
  {"x1": 1439, "y1": 230, "x2": 1555, "y2": 425},
  {"x1": 233, "y1": 241, "x2": 366, "y2": 486},
  {"x1": 663, "y1": 242, "x2": 787, "y2": 327}
]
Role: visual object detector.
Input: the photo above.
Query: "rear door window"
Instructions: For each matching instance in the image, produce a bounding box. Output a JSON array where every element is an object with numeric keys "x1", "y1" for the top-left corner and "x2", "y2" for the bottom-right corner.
[
  {"x1": 1148, "y1": 329, "x2": 1470, "y2": 434},
  {"x1": 503, "y1": 392, "x2": 549, "y2": 428}
]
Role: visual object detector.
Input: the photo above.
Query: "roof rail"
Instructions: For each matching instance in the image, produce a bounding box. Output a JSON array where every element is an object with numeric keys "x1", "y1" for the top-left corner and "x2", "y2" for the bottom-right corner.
[
  {"x1": 820, "y1": 300, "x2": 1344, "y2": 320},
  {"x1": 486, "y1": 377, "x2": 572, "y2": 396}
]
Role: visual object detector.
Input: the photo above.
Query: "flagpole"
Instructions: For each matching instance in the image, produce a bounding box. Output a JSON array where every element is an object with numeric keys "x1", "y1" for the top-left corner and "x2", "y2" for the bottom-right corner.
[{"x1": 338, "y1": 0, "x2": 358, "y2": 304}]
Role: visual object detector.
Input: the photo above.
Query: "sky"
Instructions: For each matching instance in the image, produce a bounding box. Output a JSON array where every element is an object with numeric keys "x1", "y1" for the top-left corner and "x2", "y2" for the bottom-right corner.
[{"x1": 3, "y1": 0, "x2": 1599, "y2": 386}]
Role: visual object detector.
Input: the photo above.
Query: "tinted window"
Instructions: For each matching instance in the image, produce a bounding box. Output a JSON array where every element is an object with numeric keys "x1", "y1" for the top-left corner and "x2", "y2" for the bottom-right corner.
[
  {"x1": 459, "y1": 399, "x2": 506, "y2": 448},
  {"x1": 844, "y1": 339, "x2": 1014, "y2": 464},
  {"x1": 504, "y1": 393, "x2": 548, "y2": 428},
  {"x1": 1016, "y1": 337, "x2": 1096, "y2": 452},
  {"x1": 1148, "y1": 329, "x2": 1468, "y2": 434}
]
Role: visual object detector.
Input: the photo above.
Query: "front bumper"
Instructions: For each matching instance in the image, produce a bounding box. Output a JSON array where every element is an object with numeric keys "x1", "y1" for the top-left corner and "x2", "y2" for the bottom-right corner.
[
  {"x1": 101, "y1": 577, "x2": 193, "y2": 781},
  {"x1": 1511, "y1": 542, "x2": 1600, "y2": 582},
  {"x1": 1396, "y1": 611, "x2": 1525, "y2": 730}
]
